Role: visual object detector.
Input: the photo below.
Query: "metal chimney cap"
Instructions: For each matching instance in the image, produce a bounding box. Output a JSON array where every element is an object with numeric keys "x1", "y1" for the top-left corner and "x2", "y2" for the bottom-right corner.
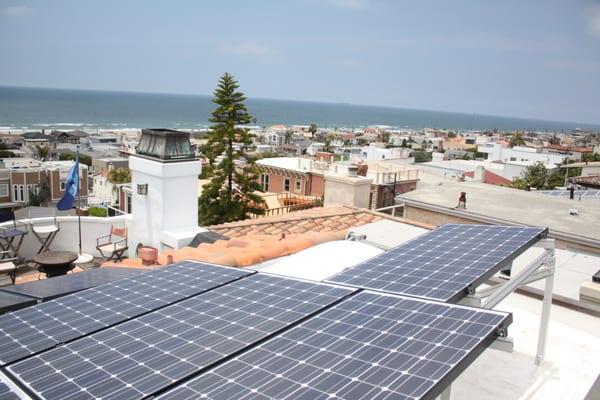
[{"x1": 135, "y1": 129, "x2": 196, "y2": 162}]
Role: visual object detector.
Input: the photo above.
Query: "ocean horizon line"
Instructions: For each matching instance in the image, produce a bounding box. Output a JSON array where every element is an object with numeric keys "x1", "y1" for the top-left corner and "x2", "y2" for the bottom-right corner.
[{"x1": 1, "y1": 85, "x2": 599, "y2": 132}]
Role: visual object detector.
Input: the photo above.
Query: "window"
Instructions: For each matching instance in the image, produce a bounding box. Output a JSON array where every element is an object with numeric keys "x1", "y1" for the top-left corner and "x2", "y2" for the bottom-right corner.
[
  {"x1": 60, "y1": 181, "x2": 66, "y2": 191},
  {"x1": 0, "y1": 184, "x2": 8, "y2": 198},
  {"x1": 19, "y1": 185, "x2": 24, "y2": 202},
  {"x1": 12, "y1": 184, "x2": 18, "y2": 202},
  {"x1": 284, "y1": 177, "x2": 291, "y2": 192},
  {"x1": 295, "y1": 178, "x2": 301, "y2": 192},
  {"x1": 261, "y1": 174, "x2": 269, "y2": 191}
]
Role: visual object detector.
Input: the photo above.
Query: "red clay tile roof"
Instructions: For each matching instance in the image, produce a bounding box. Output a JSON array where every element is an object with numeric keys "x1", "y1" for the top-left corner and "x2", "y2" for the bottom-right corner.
[
  {"x1": 207, "y1": 206, "x2": 384, "y2": 237},
  {"x1": 105, "y1": 231, "x2": 347, "y2": 269},
  {"x1": 569, "y1": 175, "x2": 600, "y2": 188},
  {"x1": 464, "y1": 169, "x2": 511, "y2": 186},
  {"x1": 102, "y1": 206, "x2": 434, "y2": 269},
  {"x1": 545, "y1": 144, "x2": 594, "y2": 153}
]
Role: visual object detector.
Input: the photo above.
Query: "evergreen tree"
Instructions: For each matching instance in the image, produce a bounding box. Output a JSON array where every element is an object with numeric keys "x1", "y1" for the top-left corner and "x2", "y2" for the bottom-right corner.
[
  {"x1": 308, "y1": 123, "x2": 318, "y2": 139},
  {"x1": 509, "y1": 132, "x2": 526, "y2": 147},
  {"x1": 198, "y1": 73, "x2": 265, "y2": 225}
]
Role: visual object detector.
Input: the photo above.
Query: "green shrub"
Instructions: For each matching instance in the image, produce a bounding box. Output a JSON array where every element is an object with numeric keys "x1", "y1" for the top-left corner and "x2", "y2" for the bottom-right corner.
[{"x1": 89, "y1": 207, "x2": 107, "y2": 217}]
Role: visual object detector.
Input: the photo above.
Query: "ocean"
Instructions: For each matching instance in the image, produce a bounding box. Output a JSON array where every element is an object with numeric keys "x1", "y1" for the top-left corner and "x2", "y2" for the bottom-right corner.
[{"x1": 0, "y1": 86, "x2": 597, "y2": 132}]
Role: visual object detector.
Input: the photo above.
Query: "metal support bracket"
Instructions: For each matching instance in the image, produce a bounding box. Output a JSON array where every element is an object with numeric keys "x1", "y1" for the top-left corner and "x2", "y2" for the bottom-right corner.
[{"x1": 461, "y1": 238, "x2": 555, "y2": 366}]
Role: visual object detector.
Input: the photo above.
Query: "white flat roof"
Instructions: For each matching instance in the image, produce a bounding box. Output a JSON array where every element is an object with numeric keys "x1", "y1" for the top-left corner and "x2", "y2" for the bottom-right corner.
[
  {"x1": 253, "y1": 240, "x2": 383, "y2": 281},
  {"x1": 399, "y1": 174, "x2": 600, "y2": 240},
  {"x1": 256, "y1": 157, "x2": 310, "y2": 173}
]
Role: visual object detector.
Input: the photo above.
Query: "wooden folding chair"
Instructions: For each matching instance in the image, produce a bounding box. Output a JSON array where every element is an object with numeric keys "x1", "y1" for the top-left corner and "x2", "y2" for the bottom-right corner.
[{"x1": 96, "y1": 225, "x2": 128, "y2": 262}]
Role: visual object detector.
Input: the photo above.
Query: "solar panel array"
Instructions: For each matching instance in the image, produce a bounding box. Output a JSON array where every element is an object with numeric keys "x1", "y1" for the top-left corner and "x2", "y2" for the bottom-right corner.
[
  {"x1": 539, "y1": 189, "x2": 600, "y2": 198},
  {"x1": 327, "y1": 224, "x2": 545, "y2": 302},
  {"x1": 0, "y1": 267, "x2": 143, "y2": 301},
  {"x1": 7, "y1": 274, "x2": 353, "y2": 400},
  {"x1": 0, "y1": 222, "x2": 536, "y2": 400},
  {"x1": 159, "y1": 291, "x2": 511, "y2": 400},
  {"x1": 0, "y1": 261, "x2": 251, "y2": 366},
  {"x1": 0, "y1": 290, "x2": 37, "y2": 314}
]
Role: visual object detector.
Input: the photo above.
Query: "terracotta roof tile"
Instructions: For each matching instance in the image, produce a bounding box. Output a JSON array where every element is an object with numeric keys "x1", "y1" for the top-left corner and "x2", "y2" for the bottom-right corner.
[{"x1": 207, "y1": 206, "x2": 395, "y2": 238}]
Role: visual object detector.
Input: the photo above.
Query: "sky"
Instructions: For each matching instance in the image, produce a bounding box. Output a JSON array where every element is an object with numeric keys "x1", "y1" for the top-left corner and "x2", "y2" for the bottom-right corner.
[{"x1": 1, "y1": 0, "x2": 599, "y2": 125}]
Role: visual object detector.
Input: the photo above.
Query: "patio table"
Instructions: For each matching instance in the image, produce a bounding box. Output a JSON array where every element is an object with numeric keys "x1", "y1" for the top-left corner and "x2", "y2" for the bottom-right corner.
[{"x1": 34, "y1": 251, "x2": 78, "y2": 278}]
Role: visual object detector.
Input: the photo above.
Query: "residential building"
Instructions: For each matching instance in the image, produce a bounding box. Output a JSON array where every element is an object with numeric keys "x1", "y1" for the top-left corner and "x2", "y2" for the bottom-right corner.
[
  {"x1": 256, "y1": 157, "x2": 419, "y2": 209},
  {"x1": 89, "y1": 171, "x2": 116, "y2": 205},
  {"x1": 0, "y1": 160, "x2": 88, "y2": 209},
  {"x1": 478, "y1": 143, "x2": 564, "y2": 165},
  {"x1": 358, "y1": 143, "x2": 411, "y2": 161},
  {"x1": 559, "y1": 161, "x2": 600, "y2": 177},
  {"x1": 542, "y1": 144, "x2": 594, "y2": 161},
  {"x1": 91, "y1": 157, "x2": 129, "y2": 174},
  {"x1": 257, "y1": 157, "x2": 324, "y2": 197}
]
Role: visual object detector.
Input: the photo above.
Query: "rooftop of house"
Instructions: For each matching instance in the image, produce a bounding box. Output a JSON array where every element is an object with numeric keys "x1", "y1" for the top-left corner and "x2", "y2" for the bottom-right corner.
[
  {"x1": 544, "y1": 144, "x2": 594, "y2": 152},
  {"x1": 256, "y1": 156, "x2": 313, "y2": 173},
  {"x1": 209, "y1": 206, "x2": 396, "y2": 237},
  {"x1": 560, "y1": 161, "x2": 600, "y2": 168},
  {"x1": 398, "y1": 172, "x2": 600, "y2": 241},
  {"x1": 464, "y1": 169, "x2": 512, "y2": 185},
  {"x1": 569, "y1": 175, "x2": 600, "y2": 187},
  {"x1": 104, "y1": 207, "x2": 431, "y2": 269}
]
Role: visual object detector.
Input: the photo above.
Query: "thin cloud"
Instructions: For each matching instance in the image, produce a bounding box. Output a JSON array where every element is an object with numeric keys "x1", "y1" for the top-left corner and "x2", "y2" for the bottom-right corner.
[
  {"x1": 1, "y1": 5, "x2": 33, "y2": 17},
  {"x1": 222, "y1": 43, "x2": 274, "y2": 56},
  {"x1": 218, "y1": 42, "x2": 283, "y2": 64},
  {"x1": 338, "y1": 59, "x2": 361, "y2": 69},
  {"x1": 548, "y1": 59, "x2": 600, "y2": 72},
  {"x1": 327, "y1": 0, "x2": 367, "y2": 10},
  {"x1": 588, "y1": 6, "x2": 600, "y2": 37}
]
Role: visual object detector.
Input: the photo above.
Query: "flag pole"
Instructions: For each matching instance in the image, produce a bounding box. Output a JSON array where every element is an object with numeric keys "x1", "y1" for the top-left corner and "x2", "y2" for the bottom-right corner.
[{"x1": 76, "y1": 146, "x2": 82, "y2": 255}]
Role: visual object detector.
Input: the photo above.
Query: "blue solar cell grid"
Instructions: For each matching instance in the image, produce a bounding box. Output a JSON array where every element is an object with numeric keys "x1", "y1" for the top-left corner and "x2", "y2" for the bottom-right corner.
[
  {"x1": 159, "y1": 291, "x2": 511, "y2": 400},
  {"x1": 7, "y1": 274, "x2": 354, "y2": 400},
  {"x1": 327, "y1": 224, "x2": 545, "y2": 302},
  {"x1": 0, "y1": 261, "x2": 252, "y2": 366}
]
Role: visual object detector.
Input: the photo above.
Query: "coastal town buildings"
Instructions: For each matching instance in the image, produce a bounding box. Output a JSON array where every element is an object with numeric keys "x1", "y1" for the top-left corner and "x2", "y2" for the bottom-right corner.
[
  {"x1": 0, "y1": 128, "x2": 598, "y2": 400},
  {"x1": 256, "y1": 156, "x2": 419, "y2": 210},
  {"x1": 0, "y1": 160, "x2": 88, "y2": 209}
]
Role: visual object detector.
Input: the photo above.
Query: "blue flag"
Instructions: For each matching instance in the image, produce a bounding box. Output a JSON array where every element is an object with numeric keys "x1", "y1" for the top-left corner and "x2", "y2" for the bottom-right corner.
[{"x1": 57, "y1": 157, "x2": 79, "y2": 210}]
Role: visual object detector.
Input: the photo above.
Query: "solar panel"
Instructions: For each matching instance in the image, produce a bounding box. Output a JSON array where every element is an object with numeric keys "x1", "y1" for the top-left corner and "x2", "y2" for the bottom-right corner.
[
  {"x1": 539, "y1": 189, "x2": 600, "y2": 198},
  {"x1": 0, "y1": 382, "x2": 20, "y2": 400},
  {"x1": 7, "y1": 274, "x2": 354, "y2": 400},
  {"x1": 0, "y1": 261, "x2": 252, "y2": 366},
  {"x1": 160, "y1": 291, "x2": 511, "y2": 400},
  {"x1": 0, "y1": 371, "x2": 26, "y2": 400},
  {"x1": 0, "y1": 290, "x2": 37, "y2": 314},
  {"x1": 327, "y1": 224, "x2": 546, "y2": 302},
  {"x1": 0, "y1": 267, "x2": 144, "y2": 302}
]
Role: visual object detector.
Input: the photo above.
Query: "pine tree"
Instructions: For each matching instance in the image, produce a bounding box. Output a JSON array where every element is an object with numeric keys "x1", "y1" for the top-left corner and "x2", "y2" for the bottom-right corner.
[{"x1": 198, "y1": 73, "x2": 265, "y2": 225}]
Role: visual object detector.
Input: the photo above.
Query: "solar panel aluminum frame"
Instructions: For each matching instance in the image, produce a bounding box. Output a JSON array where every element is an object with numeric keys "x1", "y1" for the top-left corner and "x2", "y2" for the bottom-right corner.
[
  {"x1": 447, "y1": 225, "x2": 547, "y2": 303},
  {"x1": 0, "y1": 267, "x2": 144, "y2": 302},
  {"x1": 357, "y1": 291, "x2": 514, "y2": 400},
  {"x1": 0, "y1": 260, "x2": 256, "y2": 368},
  {"x1": 327, "y1": 224, "x2": 548, "y2": 303},
  {"x1": 148, "y1": 274, "x2": 359, "y2": 399},
  {"x1": 4, "y1": 273, "x2": 358, "y2": 400},
  {"x1": 156, "y1": 290, "x2": 513, "y2": 400},
  {"x1": 0, "y1": 370, "x2": 31, "y2": 400},
  {"x1": 416, "y1": 301, "x2": 513, "y2": 400}
]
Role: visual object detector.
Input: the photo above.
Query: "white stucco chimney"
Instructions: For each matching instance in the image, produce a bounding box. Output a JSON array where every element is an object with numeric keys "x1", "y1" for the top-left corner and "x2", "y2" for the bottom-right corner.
[
  {"x1": 128, "y1": 129, "x2": 204, "y2": 252},
  {"x1": 474, "y1": 166, "x2": 485, "y2": 182}
]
